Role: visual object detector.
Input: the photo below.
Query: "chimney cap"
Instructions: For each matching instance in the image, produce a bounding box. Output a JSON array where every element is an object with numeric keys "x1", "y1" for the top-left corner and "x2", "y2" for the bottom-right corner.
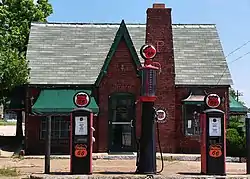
[{"x1": 153, "y1": 3, "x2": 165, "y2": 9}]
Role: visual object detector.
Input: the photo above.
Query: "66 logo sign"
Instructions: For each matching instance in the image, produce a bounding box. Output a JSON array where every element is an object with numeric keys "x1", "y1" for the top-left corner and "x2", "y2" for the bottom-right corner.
[
  {"x1": 155, "y1": 107, "x2": 167, "y2": 123},
  {"x1": 74, "y1": 144, "x2": 88, "y2": 158},
  {"x1": 73, "y1": 92, "x2": 90, "y2": 108},
  {"x1": 205, "y1": 94, "x2": 221, "y2": 108},
  {"x1": 140, "y1": 44, "x2": 157, "y2": 60}
]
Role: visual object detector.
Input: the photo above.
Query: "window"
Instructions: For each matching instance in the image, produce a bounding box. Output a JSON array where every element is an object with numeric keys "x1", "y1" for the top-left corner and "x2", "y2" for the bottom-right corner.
[
  {"x1": 183, "y1": 104, "x2": 203, "y2": 136},
  {"x1": 40, "y1": 116, "x2": 70, "y2": 140}
]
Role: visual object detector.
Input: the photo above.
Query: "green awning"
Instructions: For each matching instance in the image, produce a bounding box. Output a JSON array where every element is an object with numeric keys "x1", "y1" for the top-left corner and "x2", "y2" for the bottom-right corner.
[
  {"x1": 32, "y1": 89, "x2": 99, "y2": 115},
  {"x1": 229, "y1": 95, "x2": 248, "y2": 113}
]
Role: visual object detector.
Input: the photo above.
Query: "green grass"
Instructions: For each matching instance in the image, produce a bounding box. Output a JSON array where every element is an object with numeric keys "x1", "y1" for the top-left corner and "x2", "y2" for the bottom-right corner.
[
  {"x1": 0, "y1": 120, "x2": 16, "y2": 126},
  {"x1": 0, "y1": 167, "x2": 20, "y2": 176}
]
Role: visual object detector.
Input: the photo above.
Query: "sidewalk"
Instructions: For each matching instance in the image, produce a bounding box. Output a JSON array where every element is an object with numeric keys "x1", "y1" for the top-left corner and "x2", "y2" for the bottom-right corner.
[{"x1": 0, "y1": 157, "x2": 247, "y2": 179}]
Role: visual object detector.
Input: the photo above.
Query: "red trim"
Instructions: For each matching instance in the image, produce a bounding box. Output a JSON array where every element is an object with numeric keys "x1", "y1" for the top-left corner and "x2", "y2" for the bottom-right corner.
[
  {"x1": 140, "y1": 96, "x2": 157, "y2": 102},
  {"x1": 200, "y1": 113, "x2": 207, "y2": 174},
  {"x1": 90, "y1": 112, "x2": 93, "y2": 174},
  {"x1": 224, "y1": 114, "x2": 226, "y2": 171}
]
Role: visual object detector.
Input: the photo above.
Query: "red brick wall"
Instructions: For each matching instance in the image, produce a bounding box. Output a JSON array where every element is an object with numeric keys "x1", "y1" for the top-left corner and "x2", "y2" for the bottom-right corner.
[
  {"x1": 175, "y1": 86, "x2": 229, "y2": 153},
  {"x1": 25, "y1": 114, "x2": 98, "y2": 154},
  {"x1": 25, "y1": 115, "x2": 71, "y2": 154},
  {"x1": 146, "y1": 6, "x2": 176, "y2": 152},
  {"x1": 25, "y1": 86, "x2": 99, "y2": 154},
  {"x1": 98, "y1": 38, "x2": 141, "y2": 152}
]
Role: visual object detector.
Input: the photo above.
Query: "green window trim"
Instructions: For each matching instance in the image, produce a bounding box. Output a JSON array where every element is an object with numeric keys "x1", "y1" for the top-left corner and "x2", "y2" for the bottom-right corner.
[
  {"x1": 182, "y1": 101, "x2": 204, "y2": 105},
  {"x1": 32, "y1": 89, "x2": 99, "y2": 115}
]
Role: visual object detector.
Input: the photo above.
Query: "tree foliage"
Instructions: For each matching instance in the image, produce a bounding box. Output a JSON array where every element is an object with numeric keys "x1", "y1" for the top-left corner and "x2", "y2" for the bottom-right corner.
[
  {"x1": 0, "y1": 0, "x2": 53, "y2": 103},
  {"x1": 227, "y1": 87, "x2": 247, "y2": 157}
]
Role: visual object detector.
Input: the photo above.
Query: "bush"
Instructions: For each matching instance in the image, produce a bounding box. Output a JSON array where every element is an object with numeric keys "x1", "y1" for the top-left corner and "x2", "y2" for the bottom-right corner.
[{"x1": 226, "y1": 128, "x2": 246, "y2": 157}]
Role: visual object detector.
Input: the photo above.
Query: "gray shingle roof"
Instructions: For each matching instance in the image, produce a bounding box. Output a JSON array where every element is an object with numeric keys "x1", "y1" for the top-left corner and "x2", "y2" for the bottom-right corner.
[{"x1": 26, "y1": 22, "x2": 233, "y2": 86}]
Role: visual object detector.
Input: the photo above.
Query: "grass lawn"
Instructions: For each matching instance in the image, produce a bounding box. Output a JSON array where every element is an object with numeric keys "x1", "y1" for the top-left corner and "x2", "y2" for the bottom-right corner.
[
  {"x1": 0, "y1": 167, "x2": 20, "y2": 177},
  {"x1": 0, "y1": 120, "x2": 16, "y2": 126}
]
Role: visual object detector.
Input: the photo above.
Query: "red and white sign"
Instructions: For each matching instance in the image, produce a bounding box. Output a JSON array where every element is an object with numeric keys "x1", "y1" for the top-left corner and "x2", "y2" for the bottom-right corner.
[
  {"x1": 140, "y1": 44, "x2": 157, "y2": 59},
  {"x1": 205, "y1": 94, "x2": 221, "y2": 108},
  {"x1": 155, "y1": 107, "x2": 167, "y2": 123},
  {"x1": 74, "y1": 92, "x2": 90, "y2": 107}
]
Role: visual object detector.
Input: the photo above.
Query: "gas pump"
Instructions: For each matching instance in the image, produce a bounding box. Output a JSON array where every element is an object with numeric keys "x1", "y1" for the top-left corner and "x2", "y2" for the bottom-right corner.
[
  {"x1": 70, "y1": 92, "x2": 95, "y2": 175},
  {"x1": 200, "y1": 93, "x2": 226, "y2": 175},
  {"x1": 135, "y1": 44, "x2": 163, "y2": 174}
]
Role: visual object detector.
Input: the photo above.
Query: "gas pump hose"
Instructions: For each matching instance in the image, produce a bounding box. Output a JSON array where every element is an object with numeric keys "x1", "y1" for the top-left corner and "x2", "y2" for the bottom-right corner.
[{"x1": 156, "y1": 121, "x2": 164, "y2": 174}]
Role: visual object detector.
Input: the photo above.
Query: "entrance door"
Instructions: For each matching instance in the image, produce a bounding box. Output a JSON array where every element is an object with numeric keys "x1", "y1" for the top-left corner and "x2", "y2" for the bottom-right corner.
[{"x1": 108, "y1": 93, "x2": 136, "y2": 153}]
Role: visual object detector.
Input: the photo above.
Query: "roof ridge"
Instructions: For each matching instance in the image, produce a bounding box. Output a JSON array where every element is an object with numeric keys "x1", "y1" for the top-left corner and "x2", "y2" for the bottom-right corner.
[{"x1": 31, "y1": 22, "x2": 216, "y2": 28}]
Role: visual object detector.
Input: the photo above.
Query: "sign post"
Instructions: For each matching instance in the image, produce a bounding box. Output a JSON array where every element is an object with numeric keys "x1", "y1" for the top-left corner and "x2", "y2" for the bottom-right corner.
[
  {"x1": 44, "y1": 115, "x2": 51, "y2": 174},
  {"x1": 70, "y1": 92, "x2": 95, "y2": 175},
  {"x1": 136, "y1": 44, "x2": 161, "y2": 174},
  {"x1": 200, "y1": 94, "x2": 226, "y2": 175},
  {"x1": 245, "y1": 113, "x2": 250, "y2": 174}
]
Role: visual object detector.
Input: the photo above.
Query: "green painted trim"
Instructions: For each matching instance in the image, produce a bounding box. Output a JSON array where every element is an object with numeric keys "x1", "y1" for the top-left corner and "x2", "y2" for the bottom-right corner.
[
  {"x1": 95, "y1": 20, "x2": 142, "y2": 86},
  {"x1": 183, "y1": 101, "x2": 204, "y2": 105}
]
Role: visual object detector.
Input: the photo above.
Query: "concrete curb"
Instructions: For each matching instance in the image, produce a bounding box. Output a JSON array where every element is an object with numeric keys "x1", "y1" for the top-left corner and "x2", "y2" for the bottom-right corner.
[
  {"x1": 29, "y1": 174, "x2": 250, "y2": 179},
  {"x1": 20, "y1": 153, "x2": 242, "y2": 163}
]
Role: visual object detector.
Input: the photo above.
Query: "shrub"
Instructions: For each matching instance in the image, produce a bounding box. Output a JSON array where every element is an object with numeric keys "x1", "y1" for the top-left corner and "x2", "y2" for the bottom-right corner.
[{"x1": 226, "y1": 128, "x2": 246, "y2": 157}]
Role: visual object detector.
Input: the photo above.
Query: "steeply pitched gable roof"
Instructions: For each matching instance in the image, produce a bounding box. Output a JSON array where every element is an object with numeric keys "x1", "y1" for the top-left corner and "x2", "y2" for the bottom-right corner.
[
  {"x1": 26, "y1": 22, "x2": 233, "y2": 86},
  {"x1": 95, "y1": 20, "x2": 141, "y2": 86}
]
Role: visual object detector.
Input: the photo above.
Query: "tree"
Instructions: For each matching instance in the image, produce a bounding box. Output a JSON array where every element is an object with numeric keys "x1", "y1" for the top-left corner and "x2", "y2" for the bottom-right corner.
[
  {"x1": 0, "y1": 0, "x2": 53, "y2": 102},
  {"x1": 0, "y1": 0, "x2": 53, "y2": 138}
]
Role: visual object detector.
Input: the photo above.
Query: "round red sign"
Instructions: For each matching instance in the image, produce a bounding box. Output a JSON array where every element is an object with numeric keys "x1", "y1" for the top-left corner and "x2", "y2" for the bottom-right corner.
[
  {"x1": 205, "y1": 94, "x2": 221, "y2": 108},
  {"x1": 73, "y1": 92, "x2": 90, "y2": 107},
  {"x1": 140, "y1": 44, "x2": 157, "y2": 59}
]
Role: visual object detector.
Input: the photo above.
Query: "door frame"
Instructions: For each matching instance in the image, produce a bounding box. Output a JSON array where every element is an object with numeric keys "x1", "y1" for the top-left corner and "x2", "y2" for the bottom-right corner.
[{"x1": 108, "y1": 92, "x2": 136, "y2": 153}]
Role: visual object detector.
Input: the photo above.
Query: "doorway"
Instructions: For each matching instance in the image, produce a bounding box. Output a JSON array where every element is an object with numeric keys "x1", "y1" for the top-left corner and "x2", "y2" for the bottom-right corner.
[{"x1": 108, "y1": 93, "x2": 136, "y2": 153}]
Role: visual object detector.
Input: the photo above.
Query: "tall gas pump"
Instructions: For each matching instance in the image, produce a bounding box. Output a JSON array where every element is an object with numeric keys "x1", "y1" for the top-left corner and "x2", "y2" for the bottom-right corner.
[
  {"x1": 136, "y1": 44, "x2": 161, "y2": 174},
  {"x1": 200, "y1": 93, "x2": 226, "y2": 175}
]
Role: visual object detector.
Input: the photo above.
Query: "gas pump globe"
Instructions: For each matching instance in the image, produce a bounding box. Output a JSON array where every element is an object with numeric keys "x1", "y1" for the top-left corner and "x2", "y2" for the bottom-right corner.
[{"x1": 139, "y1": 44, "x2": 160, "y2": 102}]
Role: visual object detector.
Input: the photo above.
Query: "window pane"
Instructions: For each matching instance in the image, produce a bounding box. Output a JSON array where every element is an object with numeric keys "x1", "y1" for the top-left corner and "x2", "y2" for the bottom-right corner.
[
  {"x1": 53, "y1": 118, "x2": 60, "y2": 131},
  {"x1": 60, "y1": 120, "x2": 70, "y2": 138},
  {"x1": 184, "y1": 104, "x2": 202, "y2": 136}
]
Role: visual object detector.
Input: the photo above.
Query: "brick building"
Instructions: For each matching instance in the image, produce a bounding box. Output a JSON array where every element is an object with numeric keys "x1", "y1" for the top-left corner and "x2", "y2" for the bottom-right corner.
[{"x1": 12, "y1": 3, "x2": 233, "y2": 154}]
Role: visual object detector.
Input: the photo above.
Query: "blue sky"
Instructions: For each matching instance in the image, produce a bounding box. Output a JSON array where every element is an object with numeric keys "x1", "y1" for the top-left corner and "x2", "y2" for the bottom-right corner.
[{"x1": 47, "y1": 0, "x2": 250, "y2": 107}]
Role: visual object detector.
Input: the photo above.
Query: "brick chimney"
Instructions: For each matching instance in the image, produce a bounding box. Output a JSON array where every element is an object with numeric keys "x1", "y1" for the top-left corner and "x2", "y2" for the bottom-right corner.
[{"x1": 146, "y1": 3, "x2": 176, "y2": 152}]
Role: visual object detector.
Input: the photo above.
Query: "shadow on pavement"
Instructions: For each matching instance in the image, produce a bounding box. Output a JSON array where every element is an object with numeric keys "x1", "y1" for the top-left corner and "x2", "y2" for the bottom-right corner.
[
  {"x1": 39, "y1": 171, "x2": 137, "y2": 175},
  {"x1": 98, "y1": 171, "x2": 136, "y2": 175},
  {"x1": 178, "y1": 172, "x2": 202, "y2": 175},
  {"x1": 45, "y1": 172, "x2": 71, "y2": 175}
]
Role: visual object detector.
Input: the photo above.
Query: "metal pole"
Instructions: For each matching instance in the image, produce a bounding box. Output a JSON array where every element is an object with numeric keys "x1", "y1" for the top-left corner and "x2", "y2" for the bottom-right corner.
[
  {"x1": 45, "y1": 116, "x2": 51, "y2": 174},
  {"x1": 136, "y1": 102, "x2": 156, "y2": 174},
  {"x1": 246, "y1": 116, "x2": 250, "y2": 174}
]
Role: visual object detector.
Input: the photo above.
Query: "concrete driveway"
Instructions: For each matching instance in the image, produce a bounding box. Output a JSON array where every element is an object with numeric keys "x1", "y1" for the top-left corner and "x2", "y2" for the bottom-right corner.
[{"x1": 0, "y1": 124, "x2": 25, "y2": 136}]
